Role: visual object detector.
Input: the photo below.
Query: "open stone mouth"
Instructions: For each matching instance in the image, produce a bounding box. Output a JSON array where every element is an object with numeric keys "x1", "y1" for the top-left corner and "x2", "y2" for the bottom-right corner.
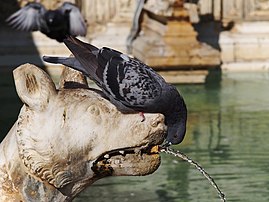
[
  {"x1": 92, "y1": 145, "x2": 161, "y2": 176},
  {"x1": 99, "y1": 144, "x2": 159, "y2": 160}
]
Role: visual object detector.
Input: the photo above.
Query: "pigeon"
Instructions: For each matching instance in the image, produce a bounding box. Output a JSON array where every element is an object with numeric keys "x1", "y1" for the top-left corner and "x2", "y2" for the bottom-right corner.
[
  {"x1": 6, "y1": 2, "x2": 87, "y2": 42},
  {"x1": 43, "y1": 36, "x2": 187, "y2": 145}
]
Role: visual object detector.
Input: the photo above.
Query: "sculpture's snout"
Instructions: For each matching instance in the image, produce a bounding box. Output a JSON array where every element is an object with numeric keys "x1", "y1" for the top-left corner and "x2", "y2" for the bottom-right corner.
[{"x1": 146, "y1": 114, "x2": 166, "y2": 146}]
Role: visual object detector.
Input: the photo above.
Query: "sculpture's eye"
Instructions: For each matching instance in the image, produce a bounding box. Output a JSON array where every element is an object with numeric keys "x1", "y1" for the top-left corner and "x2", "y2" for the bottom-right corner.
[{"x1": 87, "y1": 105, "x2": 100, "y2": 116}]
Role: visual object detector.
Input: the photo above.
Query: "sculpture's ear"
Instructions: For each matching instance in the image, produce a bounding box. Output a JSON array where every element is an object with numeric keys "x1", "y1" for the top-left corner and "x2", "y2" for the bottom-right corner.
[{"x1": 13, "y1": 63, "x2": 57, "y2": 111}]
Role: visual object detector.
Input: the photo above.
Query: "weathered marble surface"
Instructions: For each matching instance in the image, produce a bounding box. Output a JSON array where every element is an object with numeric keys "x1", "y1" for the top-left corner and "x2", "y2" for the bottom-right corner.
[{"x1": 0, "y1": 64, "x2": 166, "y2": 201}]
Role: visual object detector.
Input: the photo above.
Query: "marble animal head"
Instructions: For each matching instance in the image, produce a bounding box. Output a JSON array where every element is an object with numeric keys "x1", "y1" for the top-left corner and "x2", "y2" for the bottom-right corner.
[{"x1": 0, "y1": 64, "x2": 166, "y2": 201}]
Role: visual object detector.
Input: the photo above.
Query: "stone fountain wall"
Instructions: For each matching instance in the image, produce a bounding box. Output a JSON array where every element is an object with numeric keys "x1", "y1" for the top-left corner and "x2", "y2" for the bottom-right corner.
[
  {"x1": 219, "y1": 0, "x2": 269, "y2": 71},
  {"x1": 195, "y1": 0, "x2": 269, "y2": 71},
  {"x1": 131, "y1": 0, "x2": 220, "y2": 68},
  {"x1": 2, "y1": 0, "x2": 269, "y2": 78}
]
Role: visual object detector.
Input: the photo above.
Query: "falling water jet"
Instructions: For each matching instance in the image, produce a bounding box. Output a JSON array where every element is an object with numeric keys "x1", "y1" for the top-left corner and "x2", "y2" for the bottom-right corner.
[{"x1": 160, "y1": 147, "x2": 226, "y2": 202}]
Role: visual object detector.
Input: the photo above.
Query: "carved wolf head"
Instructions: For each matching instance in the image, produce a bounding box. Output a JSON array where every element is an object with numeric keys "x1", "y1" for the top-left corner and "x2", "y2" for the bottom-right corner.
[{"x1": 9, "y1": 63, "x2": 166, "y2": 199}]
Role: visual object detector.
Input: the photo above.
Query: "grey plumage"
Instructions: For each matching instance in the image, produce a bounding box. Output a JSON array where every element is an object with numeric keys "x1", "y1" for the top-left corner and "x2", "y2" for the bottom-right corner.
[
  {"x1": 43, "y1": 36, "x2": 187, "y2": 145},
  {"x1": 6, "y1": 2, "x2": 86, "y2": 42}
]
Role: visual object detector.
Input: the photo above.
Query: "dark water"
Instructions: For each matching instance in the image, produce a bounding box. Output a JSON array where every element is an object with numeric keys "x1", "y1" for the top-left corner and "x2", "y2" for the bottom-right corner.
[
  {"x1": 1, "y1": 69, "x2": 269, "y2": 202},
  {"x1": 0, "y1": 68, "x2": 22, "y2": 137}
]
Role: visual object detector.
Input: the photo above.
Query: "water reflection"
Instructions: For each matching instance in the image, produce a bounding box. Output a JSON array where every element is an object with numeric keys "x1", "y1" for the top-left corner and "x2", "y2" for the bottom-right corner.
[{"x1": 1, "y1": 70, "x2": 269, "y2": 202}]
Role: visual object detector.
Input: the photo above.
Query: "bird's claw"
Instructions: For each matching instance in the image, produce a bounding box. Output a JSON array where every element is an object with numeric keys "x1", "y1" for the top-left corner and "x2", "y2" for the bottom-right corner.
[{"x1": 139, "y1": 112, "x2": 145, "y2": 122}]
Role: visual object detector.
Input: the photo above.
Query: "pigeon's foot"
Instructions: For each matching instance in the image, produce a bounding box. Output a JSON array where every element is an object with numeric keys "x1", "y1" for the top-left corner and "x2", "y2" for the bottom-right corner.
[{"x1": 139, "y1": 112, "x2": 145, "y2": 122}]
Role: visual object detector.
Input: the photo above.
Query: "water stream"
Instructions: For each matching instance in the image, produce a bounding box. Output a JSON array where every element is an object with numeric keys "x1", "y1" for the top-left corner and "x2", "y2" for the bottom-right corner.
[
  {"x1": 160, "y1": 147, "x2": 226, "y2": 202},
  {"x1": 1, "y1": 69, "x2": 269, "y2": 201}
]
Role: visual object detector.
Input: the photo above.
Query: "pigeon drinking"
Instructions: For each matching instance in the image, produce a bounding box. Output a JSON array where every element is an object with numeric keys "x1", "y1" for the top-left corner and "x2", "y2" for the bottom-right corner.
[{"x1": 43, "y1": 36, "x2": 187, "y2": 145}]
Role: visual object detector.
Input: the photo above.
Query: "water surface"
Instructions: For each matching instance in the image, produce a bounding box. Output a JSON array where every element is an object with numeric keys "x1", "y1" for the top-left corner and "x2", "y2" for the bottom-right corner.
[{"x1": 1, "y1": 69, "x2": 269, "y2": 202}]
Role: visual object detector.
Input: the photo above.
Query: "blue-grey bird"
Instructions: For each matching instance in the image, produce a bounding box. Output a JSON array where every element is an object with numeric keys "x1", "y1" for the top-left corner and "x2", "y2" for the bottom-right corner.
[
  {"x1": 6, "y1": 2, "x2": 87, "y2": 42},
  {"x1": 43, "y1": 36, "x2": 187, "y2": 145}
]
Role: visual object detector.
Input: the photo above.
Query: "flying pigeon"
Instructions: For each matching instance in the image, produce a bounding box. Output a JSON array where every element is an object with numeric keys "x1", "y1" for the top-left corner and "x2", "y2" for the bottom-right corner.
[
  {"x1": 43, "y1": 36, "x2": 187, "y2": 145},
  {"x1": 6, "y1": 2, "x2": 87, "y2": 42}
]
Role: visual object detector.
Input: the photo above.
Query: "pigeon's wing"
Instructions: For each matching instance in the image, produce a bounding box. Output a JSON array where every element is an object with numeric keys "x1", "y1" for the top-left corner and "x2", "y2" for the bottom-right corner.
[
  {"x1": 62, "y1": 36, "x2": 102, "y2": 84},
  {"x1": 6, "y1": 2, "x2": 46, "y2": 31},
  {"x1": 99, "y1": 51, "x2": 163, "y2": 110},
  {"x1": 65, "y1": 36, "x2": 163, "y2": 109},
  {"x1": 43, "y1": 37, "x2": 97, "y2": 76},
  {"x1": 59, "y1": 2, "x2": 87, "y2": 36},
  {"x1": 47, "y1": 36, "x2": 162, "y2": 110}
]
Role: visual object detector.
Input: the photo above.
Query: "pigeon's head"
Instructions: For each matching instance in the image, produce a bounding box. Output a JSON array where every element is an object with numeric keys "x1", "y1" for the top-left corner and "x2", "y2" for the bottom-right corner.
[
  {"x1": 166, "y1": 119, "x2": 187, "y2": 145},
  {"x1": 44, "y1": 11, "x2": 55, "y2": 25},
  {"x1": 165, "y1": 93, "x2": 187, "y2": 145},
  {"x1": 45, "y1": 10, "x2": 65, "y2": 26}
]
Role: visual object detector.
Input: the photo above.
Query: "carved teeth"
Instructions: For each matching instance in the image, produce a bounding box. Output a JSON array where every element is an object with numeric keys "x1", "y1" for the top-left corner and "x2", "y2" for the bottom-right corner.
[
  {"x1": 101, "y1": 145, "x2": 159, "y2": 161},
  {"x1": 134, "y1": 148, "x2": 142, "y2": 156},
  {"x1": 114, "y1": 159, "x2": 120, "y2": 164},
  {"x1": 104, "y1": 154, "x2": 110, "y2": 159}
]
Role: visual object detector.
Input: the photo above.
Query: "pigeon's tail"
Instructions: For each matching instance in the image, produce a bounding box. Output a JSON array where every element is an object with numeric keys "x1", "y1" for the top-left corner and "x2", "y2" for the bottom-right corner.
[
  {"x1": 43, "y1": 36, "x2": 103, "y2": 85},
  {"x1": 64, "y1": 36, "x2": 99, "y2": 53},
  {"x1": 42, "y1": 56, "x2": 89, "y2": 75},
  {"x1": 62, "y1": 36, "x2": 103, "y2": 84}
]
